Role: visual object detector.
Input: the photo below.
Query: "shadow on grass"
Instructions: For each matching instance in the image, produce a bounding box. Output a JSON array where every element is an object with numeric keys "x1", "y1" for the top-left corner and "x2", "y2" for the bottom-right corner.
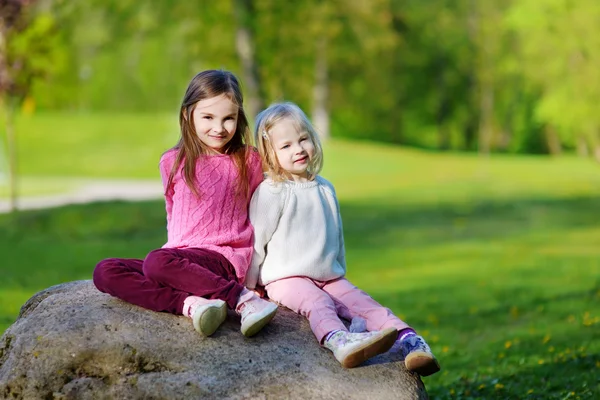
[{"x1": 340, "y1": 195, "x2": 600, "y2": 250}]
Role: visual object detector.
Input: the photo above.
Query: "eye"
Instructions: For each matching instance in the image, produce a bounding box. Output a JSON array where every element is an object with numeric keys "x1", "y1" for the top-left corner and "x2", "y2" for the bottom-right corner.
[
  {"x1": 300, "y1": 137, "x2": 307, "y2": 142},
  {"x1": 203, "y1": 116, "x2": 212, "y2": 120},
  {"x1": 225, "y1": 116, "x2": 236, "y2": 121},
  {"x1": 281, "y1": 144, "x2": 290, "y2": 149}
]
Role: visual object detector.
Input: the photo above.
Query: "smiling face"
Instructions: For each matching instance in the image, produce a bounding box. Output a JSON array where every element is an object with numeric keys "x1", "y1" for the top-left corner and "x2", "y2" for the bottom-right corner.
[
  {"x1": 192, "y1": 93, "x2": 239, "y2": 154},
  {"x1": 269, "y1": 117, "x2": 315, "y2": 182}
]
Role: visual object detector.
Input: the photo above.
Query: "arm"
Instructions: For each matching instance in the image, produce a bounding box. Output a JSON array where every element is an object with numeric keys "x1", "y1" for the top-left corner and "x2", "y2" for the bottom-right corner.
[
  {"x1": 159, "y1": 152, "x2": 175, "y2": 224},
  {"x1": 323, "y1": 177, "x2": 347, "y2": 273},
  {"x1": 247, "y1": 147, "x2": 264, "y2": 198},
  {"x1": 335, "y1": 195, "x2": 347, "y2": 272},
  {"x1": 246, "y1": 182, "x2": 284, "y2": 289}
]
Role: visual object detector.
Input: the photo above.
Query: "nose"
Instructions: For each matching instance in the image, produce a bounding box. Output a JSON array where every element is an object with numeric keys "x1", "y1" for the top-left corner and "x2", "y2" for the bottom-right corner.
[
  {"x1": 293, "y1": 142, "x2": 305, "y2": 154},
  {"x1": 212, "y1": 122, "x2": 224, "y2": 133}
]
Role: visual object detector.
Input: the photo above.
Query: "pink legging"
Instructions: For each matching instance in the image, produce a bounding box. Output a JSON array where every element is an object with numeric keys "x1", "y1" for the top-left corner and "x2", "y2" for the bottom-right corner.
[{"x1": 265, "y1": 276, "x2": 409, "y2": 343}]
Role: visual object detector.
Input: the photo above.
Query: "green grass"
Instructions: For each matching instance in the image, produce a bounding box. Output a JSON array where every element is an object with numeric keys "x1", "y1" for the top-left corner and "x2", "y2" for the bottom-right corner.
[
  {"x1": 3, "y1": 112, "x2": 176, "y2": 179},
  {"x1": 1, "y1": 115, "x2": 599, "y2": 398}
]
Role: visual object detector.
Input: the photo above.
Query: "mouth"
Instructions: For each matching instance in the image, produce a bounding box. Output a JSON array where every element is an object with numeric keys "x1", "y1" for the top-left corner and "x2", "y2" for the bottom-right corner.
[{"x1": 294, "y1": 156, "x2": 309, "y2": 164}]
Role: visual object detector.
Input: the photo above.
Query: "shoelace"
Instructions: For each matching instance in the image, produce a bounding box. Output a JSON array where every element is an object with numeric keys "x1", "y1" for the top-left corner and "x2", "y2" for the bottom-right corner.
[{"x1": 239, "y1": 301, "x2": 258, "y2": 318}]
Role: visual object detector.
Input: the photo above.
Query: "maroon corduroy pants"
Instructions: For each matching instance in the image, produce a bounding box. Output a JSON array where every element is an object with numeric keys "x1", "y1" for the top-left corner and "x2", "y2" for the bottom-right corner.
[{"x1": 93, "y1": 247, "x2": 244, "y2": 315}]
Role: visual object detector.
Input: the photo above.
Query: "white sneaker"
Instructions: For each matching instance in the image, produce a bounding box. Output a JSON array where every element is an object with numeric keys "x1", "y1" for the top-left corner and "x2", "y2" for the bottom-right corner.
[
  {"x1": 324, "y1": 327, "x2": 398, "y2": 368},
  {"x1": 236, "y1": 295, "x2": 278, "y2": 337},
  {"x1": 191, "y1": 299, "x2": 227, "y2": 337},
  {"x1": 398, "y1": 334, "x2": 441, "y2": 376}
]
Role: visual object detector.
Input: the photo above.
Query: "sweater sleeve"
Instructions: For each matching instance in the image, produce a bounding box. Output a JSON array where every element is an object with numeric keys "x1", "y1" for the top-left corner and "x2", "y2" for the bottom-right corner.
[
  {"x1": 159, "y1": 151, "x2": 176, "y2": 225},
  {"x1": 247, "y1": 147, "x2": 264, "y2": 197},
  {"x1": 246, "y1": 182, "x2": 285, "y2": 289},
  {"x1": 323, "y1": 177, "x2": 347, "y2": 273},
  {"x1": 336, "y1": 196, "x2": 347, "y2": 272}
]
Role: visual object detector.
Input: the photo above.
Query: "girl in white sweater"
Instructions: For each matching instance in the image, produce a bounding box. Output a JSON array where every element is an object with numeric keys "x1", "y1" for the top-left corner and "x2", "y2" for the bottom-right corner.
[{"x1": 247, "y1": 102, "x2": 439, "y2": 374}]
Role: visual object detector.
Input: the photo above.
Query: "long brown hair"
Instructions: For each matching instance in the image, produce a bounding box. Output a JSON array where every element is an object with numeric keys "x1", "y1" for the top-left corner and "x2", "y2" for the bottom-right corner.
[{"x1": 166, "y1": 70, "x2": 252, "y2": 199}]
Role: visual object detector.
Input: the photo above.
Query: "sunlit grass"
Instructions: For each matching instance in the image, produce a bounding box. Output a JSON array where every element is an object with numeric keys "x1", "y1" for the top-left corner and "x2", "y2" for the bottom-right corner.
[{"x1": 6, "y1": 112, "x2": 176, "y2": 179}]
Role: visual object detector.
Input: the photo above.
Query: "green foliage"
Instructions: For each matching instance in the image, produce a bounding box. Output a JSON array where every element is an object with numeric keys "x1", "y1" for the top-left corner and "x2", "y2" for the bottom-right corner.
[
  {"x1": 1, "y1": 140, "x2": 599, "y2": 398},
  {"x1": 1, "y1": 4, "x2": 60, "y2": 103},
  {"x1": 6, "y1": 0, "x2": 600, "y2": 156},
  {"x1": 506, "y1": 0, "x2": 600, "y2": 151}
]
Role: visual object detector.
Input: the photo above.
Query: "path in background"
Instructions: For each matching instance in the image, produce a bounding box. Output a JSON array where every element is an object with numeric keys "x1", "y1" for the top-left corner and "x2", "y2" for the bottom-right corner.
[{"x1": 0, "y1": 179, "x2": 163, "y2": 214}]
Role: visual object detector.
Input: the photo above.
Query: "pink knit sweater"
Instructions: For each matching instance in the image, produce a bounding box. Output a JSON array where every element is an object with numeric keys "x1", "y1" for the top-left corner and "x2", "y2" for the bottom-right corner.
[{"x1": 159, "y1": 147, "x2": 263, "y2": 283}]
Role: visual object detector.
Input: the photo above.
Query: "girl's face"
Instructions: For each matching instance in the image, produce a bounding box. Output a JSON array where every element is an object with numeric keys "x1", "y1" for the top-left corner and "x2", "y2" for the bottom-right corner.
[
  {"x1": 192, "y1": 94, "x2": 238, "y2": 154},
  {"x1": 269, "y1": 117, "x2": 315, "y2": 182}
]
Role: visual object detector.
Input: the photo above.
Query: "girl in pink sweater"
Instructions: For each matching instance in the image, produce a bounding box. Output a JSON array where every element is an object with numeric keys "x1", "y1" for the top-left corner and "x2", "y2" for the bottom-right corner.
[{"x1": 94, "y1": 70, "x2": 277, "y2": 338}]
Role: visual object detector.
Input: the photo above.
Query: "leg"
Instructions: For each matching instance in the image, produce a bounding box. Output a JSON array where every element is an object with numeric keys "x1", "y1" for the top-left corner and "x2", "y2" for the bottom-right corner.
[
  {"x1": 321, "y1": 277, "x2": 410, "y2": 332},
  {"x1": 265, "y1": 277, "x2": 346, "y2": 343},
  {"x1": 320, "y1": 280, "x2": 439, "y2": 375},
  {"x1": 142, "y1": 247, "x2": 245, "y2": 310},
  {"x1": 93, "y1": 257, "x2": 188, "y2": 314}
]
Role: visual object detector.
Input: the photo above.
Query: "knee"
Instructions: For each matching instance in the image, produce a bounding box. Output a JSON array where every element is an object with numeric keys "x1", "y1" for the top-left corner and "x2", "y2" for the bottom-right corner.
[
  {"x1": 93, "y1": 258, "x2": 118, "y2": 292},
  {"x1": 143, "y1": 249, "x2": 172, "y2": 281}
]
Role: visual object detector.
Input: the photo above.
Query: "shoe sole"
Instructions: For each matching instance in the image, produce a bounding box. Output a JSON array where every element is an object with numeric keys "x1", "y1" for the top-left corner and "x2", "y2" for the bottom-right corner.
[
  {"x1": 342, "y1": 327, "x2": 398, "y2": 368},
  {"x1": 405, "y1": 352, "x2": 441, "y2": 376},
  {"x1": 193, "y1": 301, "x2": 227, "y2": 337},
  {"x1": 241, "y1": 303, "x2": 278, "y2": 337}
]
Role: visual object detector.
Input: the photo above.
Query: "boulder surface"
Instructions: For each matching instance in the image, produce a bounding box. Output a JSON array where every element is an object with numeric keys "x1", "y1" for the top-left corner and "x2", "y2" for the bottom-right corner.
[{"x1": 0, "y1": 280, "x2": 429, "y2": 399}]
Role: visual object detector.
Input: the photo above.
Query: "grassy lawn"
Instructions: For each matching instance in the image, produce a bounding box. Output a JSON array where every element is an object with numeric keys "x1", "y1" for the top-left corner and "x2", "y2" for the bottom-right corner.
[{"x1": 1, "y1": 114, "x2": 599, "y2": 399}]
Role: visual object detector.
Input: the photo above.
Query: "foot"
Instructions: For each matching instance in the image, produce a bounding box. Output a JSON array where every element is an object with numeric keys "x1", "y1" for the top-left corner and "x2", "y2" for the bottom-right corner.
[
  {"x1": 398, "y1": 335, "x2": 440, "y2": 376},
  {"x1": 236, "y1": 294, "x2": 278, "y2": 337},
  {"x1": 324, "y1": 327, "x2": 398, "y2": 368},
  {"x1": 191, "y1": 299, "x2": 227, "y2": 337}
]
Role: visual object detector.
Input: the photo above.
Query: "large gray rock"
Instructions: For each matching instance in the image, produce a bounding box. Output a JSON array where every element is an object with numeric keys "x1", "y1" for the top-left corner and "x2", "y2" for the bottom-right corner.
[{"x1": 0, "y1": 280, "x2": 428, "y2": 399}]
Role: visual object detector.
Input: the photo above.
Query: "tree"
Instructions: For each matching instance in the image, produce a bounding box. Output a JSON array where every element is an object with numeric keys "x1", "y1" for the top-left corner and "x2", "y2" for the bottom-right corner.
[
  {"x1": 233, "y1": 0, "x2": 265, "y2": 120},
  {"x1": 506, "y1": 0, "x2": 600, "y2": 159},
  {"x1": 0, "y1": 0, "x2": 58, "y2": 212}
]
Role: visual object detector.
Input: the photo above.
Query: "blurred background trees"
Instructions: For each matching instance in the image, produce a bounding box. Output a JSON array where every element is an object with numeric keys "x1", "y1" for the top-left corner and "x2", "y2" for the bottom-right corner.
[{"x1": 5, "y1": 0, "x2": 600, "y2": 157}]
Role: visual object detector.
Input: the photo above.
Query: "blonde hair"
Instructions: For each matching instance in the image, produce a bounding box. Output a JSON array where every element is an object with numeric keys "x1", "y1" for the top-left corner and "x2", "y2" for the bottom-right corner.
[{"x1": 254, "y1": 102, "x2": 323, "y2": 182}]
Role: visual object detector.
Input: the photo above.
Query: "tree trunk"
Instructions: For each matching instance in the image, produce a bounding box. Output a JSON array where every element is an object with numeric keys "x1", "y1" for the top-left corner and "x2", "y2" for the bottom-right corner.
[
  {"x1": 593, "y1": 128, "x2": 600, "y2": 163},
  {"x1": 576, "y1": 136, "x2": 589, "y2": 157},
  {"x1": 3, "y1": 100, "x2": 17, "y2": 212},
  {"x1": 478, "y1": 82, "x2": 494, "y2": 155},
  {"x1": 464, "y1": 117, "x2": 477, "y2": 151},
  {"x1": 594, "y1": 146, "x2": 600, "y2": 163},
  {"x1": 390, "y1": 105, "x2": 402, "y2": 144},
  {"x1": 312, "y1": 39, "x2": 329, "y2": 140},
  {"x1": 0, "y1": 21, "x2": 8, "y2": 94},
  {"x1": 544, "y1": 126, "x2": 562, "y2": 156},
  {"x1": 464, "y1": 1, "x2": 479, "y2": 152},
  {"x1": 436, "y1": 55, "x2": 450, "y2": 150},
  {"x1": 233, "y1": 0, "x2": 264, "y2": 121}
]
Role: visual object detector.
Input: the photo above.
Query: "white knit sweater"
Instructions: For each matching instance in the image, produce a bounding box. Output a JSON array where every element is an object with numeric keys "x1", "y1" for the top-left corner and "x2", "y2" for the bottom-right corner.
[{"x1": 246, "y1": 176, "x2": 346, "y2": 288}]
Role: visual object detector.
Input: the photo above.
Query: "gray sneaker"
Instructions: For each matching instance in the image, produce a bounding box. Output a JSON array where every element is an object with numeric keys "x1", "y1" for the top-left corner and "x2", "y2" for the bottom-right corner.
[
  {"x1": 236, "y1": 296, "x2": 278, "y2": 337},
  {"x1": 399, "y1": 335, "x2": 440, "y2": 376},
  {"x1": 324, "y1": 327, "x2": 397, "y2": 368}
]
